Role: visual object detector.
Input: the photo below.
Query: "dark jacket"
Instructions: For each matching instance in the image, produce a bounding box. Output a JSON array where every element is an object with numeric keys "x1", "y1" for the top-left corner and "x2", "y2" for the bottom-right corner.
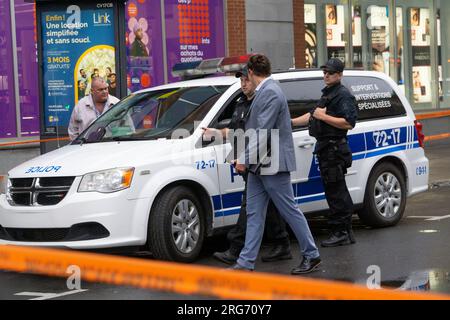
[
  {"x1": 310, "y1": 83, "x2": 357, "y2": 141},
  {"x1": 227, "y1": 95, "x2": 252, "y2": 161}
]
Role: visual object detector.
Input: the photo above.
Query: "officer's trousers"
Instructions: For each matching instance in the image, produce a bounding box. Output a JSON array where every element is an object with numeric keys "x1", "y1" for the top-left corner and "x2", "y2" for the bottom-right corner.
[
  {"x1": 322, "y1": 179, "x2": 354, "y2": 231},
  {"x1": 316, "y1": 141, "x2": 354, "y2": 231}
]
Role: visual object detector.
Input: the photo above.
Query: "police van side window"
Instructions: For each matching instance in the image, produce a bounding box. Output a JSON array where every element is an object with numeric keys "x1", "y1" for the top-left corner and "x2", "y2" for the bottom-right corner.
[
  {"x1": 280, "y1": 79, "x2": 323, "y2": 131},
  {"x1": 343, "y1": 76, "x2": 406, "y2": 121}
]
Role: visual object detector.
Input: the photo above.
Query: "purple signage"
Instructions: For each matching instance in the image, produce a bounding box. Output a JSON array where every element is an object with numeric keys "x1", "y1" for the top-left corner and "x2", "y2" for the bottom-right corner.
[
  {"x1": 165, "y1": 0, "x2": 225, "y2": 82},
  {"x1": 125, "y1": 0, "x2": 165, "y2": 92},
  {"x1": 15, "y1": 0, "x2": 40, "y2": 136},
  {"x1": 0, "y1": 0, "x2": 17, "y2": 139}
]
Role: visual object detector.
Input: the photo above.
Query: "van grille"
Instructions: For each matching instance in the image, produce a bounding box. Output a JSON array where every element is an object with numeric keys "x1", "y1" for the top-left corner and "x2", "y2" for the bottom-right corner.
[
  {"x1": 8, "y1": 177, "x2": 75, "y2": 206},
  {"x1": 0, "y1": 223, "x2": 110, "y2": 242}
]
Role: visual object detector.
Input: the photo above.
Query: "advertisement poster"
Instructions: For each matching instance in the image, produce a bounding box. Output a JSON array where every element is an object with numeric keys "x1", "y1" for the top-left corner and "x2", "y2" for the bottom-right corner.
[
  {"x1": 437, "y1": 10, "x2": 443, "y2": 101},
  {"x1": 410, "y1": 8, "x2": 431, "y2": 104},
  {"x1": 165, "y1": 0, "x2": 225, "y2": 82},
  {"x1": 125, "y1": 0, "x2": 165, "y2": 93},
  {"x1": 41, "y1": 3, "x2": 116, "y2": 132},
  {"x1": 304, "y1": 4, "x2": 317, "y2": 68},
  {"x1": 326, "y1": 4, "x2": 346, "y2": 61}
]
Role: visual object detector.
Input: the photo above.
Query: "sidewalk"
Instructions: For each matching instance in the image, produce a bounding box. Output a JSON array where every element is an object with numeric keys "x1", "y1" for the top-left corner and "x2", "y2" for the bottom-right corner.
[
  {"x1": 424, "y1": 138, "x2": 450, "y2": 184},
  {"x1": 0, "y1": 146, "x2": 40, "y2": 176}
]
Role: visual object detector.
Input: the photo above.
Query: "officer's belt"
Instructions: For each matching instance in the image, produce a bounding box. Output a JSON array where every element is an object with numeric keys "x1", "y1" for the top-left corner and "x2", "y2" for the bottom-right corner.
[{"x1": 317, "y1": 137, "x2": 347, "y2": 144}]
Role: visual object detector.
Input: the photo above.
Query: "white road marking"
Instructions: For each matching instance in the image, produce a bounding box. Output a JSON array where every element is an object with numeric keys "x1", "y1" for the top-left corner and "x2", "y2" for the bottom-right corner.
[
  {"x1": 15, "y1": 289, "x2": 88, "y2": 300},
  {"x1": 407, "y1": 215, "x2": 450, "y2": 221},
  {"x1": 407, "y1": 216, "x2": 434, "y2": 219},
  {"x1": 426, "y1": 214, "x2": 450, "y2": 221}
]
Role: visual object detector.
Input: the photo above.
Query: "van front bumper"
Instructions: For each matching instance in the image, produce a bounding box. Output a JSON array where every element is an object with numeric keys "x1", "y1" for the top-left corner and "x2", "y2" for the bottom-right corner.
[{"x1": 0, "y1": 190, "x2": 151, "y2": 249}]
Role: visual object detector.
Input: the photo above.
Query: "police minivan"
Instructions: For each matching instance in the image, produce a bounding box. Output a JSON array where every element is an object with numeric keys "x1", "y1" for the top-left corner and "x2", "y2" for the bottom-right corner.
[{"x1": 0, "y1": 57, "x2": 428, "y2": 262}]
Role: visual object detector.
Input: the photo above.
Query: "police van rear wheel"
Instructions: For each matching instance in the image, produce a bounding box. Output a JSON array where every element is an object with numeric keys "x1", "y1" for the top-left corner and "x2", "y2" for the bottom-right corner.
[
  {"x1": 148, "y1": 186, "x2": 205, "y2": 262},
  {"x1": 359, "y1": 162, "x2": 406, "y2": 227}
]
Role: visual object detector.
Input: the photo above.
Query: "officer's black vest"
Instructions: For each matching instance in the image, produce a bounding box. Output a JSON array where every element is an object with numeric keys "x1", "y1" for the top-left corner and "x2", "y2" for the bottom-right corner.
[{"x1": 309, "y1": 84, "x2": 348, "y2": 139}]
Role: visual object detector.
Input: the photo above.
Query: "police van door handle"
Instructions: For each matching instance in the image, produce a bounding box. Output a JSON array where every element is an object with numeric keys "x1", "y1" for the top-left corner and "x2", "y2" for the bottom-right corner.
[{"x1": 297, "y1": 140, "x2": 315, "y2": 149}]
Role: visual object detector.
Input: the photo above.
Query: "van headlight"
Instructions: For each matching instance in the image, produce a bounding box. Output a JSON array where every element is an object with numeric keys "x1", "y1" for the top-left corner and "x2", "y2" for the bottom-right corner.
[{"x1": 78, "y1": 168, "x2": 134, "y2": 193}]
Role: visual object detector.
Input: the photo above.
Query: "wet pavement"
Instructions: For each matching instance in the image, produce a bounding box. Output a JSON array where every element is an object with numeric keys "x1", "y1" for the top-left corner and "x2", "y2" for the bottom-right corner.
[{"x1": 1, "y1": 140, "x2": 450, "y2": 299}]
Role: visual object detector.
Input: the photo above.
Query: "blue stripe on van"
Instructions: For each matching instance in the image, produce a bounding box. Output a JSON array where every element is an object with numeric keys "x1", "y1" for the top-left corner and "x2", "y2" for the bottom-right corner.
[
  {"x1": 213, "y1": 127, "x2": 420, "y2": 217},
  {"x1": 212, "y1": 195, "x2": 222, "y2": 211}
]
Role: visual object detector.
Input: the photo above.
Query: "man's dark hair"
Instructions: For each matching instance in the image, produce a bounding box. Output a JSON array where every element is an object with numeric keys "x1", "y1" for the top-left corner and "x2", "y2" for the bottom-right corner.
[{"x1": 247, "y1": 54, "x2": 271, "y2": 77}]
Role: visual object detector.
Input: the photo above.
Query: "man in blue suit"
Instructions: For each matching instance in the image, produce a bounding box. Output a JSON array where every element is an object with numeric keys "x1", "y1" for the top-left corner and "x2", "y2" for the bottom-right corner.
[{"x1": 232, "y1": 54, "x2": 321, "y2": 274}]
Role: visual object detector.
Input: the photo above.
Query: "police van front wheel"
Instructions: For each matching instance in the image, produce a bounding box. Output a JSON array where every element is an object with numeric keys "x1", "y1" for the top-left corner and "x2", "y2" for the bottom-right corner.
[
  {"x1": 147, "y1": 186, "x2": 205, "y2": 262},
  {"x1": 359, "y1": 162, "x2": 406, "y2": 227}
]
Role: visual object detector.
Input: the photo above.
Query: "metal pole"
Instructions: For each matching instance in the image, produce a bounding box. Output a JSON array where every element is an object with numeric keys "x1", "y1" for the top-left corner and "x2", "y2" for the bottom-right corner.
[{"x1": 161, "y1": 0, "x2": 168, "y2": 84}]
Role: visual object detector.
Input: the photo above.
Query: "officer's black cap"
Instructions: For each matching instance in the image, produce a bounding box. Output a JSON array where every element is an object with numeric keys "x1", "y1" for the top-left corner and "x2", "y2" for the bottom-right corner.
[
  {"x1": 320, "y1": 58, "x2": 345, "y2": 73},
  {"x1": 235, "y1": 66, "x2": 249, "y2": 78}
]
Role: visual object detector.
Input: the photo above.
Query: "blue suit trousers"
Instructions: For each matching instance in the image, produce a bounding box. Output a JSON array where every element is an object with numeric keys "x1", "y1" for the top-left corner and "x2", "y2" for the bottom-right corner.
[{"x1": 237, "y1": 172, "x2": 320, "y2": 270}]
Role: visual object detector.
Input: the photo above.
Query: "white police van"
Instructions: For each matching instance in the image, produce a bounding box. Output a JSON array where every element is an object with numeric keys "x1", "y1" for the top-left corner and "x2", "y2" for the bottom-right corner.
[{"x1": 0, "y1": 57, "x2": 428, "y2": 262}]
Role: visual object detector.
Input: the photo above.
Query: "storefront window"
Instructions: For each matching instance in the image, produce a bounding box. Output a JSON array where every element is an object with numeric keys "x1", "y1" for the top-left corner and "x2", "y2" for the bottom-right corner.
[
  {"x1": 367, "y1": 5, "x2": 390, "y2": 76},
  {"x1": 410, "y1": 7, "x2": 432, "y2": 105},
  {"x1": 325, "y1": 4, "x2": 347, "y2": 61},
  {"x1": 305, "y1": 4, "x2": 318, "y2": 68},
  {"x1": 0, "y1": 0, "x2": 17, "y2": 139}
]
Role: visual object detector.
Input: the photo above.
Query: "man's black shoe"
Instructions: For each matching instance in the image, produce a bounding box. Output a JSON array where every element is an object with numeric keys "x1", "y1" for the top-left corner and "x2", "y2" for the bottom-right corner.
[
  {"x1": 321, "y1": 230, "x2": 355, "y2": 247},
  {"x1": 291, "y1": 256, "x2": 322, "y2": 275},
  {"x1": 261, "y1": 244, "x2": 293, "y2": 262},
  {"x1": 227, "y1": 263, "x2": 253, "y2": 271},
  {"x1": 213, "y1": 250, "x2": 239, "y2": 265}
]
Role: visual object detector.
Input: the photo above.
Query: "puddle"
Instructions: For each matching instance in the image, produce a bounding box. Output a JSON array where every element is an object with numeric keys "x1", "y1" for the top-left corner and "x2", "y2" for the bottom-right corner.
[{"x1": 376, "y1": 269, "x2": 450, "y2": 294}]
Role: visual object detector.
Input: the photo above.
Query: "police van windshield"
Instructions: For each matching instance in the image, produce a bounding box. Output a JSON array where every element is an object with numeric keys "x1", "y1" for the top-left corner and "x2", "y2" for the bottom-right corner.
[{"x1": 73, "y1": 85, "x2": 229, "y2": 143}]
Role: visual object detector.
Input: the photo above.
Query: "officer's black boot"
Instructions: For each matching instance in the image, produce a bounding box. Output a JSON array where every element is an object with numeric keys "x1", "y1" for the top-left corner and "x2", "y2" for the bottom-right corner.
[
  {"x1": 261, "y1": 243, "x2": 292, "y2": 262},
  {"x1": 213, "y1": 248, "x2": 240, "y2": 265},
  {"x1": 347, "y1": 226, "x2": 356, "y2": 244},
  {"x1": 321, "y1": 229, "x2": 355, "y2": 247}
]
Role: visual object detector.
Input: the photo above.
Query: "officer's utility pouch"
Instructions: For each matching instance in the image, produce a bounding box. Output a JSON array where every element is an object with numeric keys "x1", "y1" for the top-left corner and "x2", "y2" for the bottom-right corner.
[
  {"x1": 324, "y1": 166, "x2": 345, "y2": 183},
  {"x1": 338, "y1": 142, "x2": 353, "y2": 169}
]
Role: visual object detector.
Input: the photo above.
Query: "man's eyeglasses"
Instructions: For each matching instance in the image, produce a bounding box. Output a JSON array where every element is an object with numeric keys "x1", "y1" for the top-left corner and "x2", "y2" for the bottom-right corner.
[
  {"x1": 93, "y1": 87, "x2": 109, "y2": 92},
  {"x1": 323, "y1": 70, "x2": 338, "y2": 76}
]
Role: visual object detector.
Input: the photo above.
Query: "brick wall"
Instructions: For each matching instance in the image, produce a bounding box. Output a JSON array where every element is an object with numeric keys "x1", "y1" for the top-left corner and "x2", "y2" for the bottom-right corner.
[
  {"x1": 293, "y1": 0, "x2": 306, "y2": 68},
  {"x1": 226, "y1": 0, "x2": 247, "y2": 56}
]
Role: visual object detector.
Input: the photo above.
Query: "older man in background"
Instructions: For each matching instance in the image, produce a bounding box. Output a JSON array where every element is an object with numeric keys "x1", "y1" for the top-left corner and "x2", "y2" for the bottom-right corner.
[{"x1": 68, "y1": 77, "x2": 119, "y2": 140}]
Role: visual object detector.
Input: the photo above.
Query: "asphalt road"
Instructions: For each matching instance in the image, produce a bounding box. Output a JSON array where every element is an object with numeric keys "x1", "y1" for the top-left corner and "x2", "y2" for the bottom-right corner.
[{"x1": 1, "y1": 140, "x2": 450, "y2": 300}]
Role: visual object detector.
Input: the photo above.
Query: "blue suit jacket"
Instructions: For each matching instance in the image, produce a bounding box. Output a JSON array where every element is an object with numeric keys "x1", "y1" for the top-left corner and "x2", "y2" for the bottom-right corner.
[{"x1": 238, "y1": 78, "x2": 297, "y2": 175}]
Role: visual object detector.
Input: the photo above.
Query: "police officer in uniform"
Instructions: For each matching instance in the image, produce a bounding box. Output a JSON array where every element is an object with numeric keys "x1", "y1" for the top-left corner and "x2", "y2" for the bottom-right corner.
[
  {"x1": 291, "y1": 58, "x2": 357, "y2": 247},
  {"x1": 203, "y1": 66, "x2": 292, "y2": 264}
]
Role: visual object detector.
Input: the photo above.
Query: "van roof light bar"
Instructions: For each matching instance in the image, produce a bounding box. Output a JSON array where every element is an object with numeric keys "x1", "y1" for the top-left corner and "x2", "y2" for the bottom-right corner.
[{"x1": 171, "y1": 54, "x2": 254, "y2": 80}]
